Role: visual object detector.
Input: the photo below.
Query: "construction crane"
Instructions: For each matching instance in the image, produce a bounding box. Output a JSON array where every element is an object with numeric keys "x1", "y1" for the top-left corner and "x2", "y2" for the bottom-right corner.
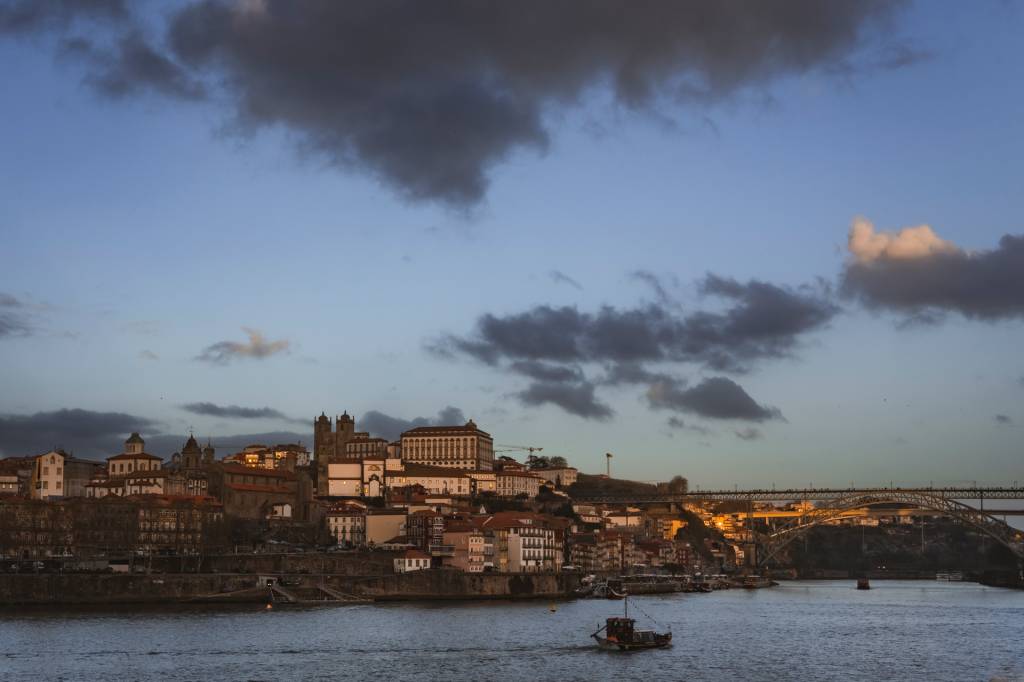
[
  {"x1": 495, "y1": 444, "x2": 544, "y2": 454},
  {"x1": 495, "y1": 444, "x2": 544, "y2": 463}
]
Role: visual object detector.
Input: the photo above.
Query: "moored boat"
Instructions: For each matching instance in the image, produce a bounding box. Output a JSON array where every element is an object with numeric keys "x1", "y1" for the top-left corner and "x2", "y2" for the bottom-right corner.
[{"x1": 856, "y1": 577, "x2": 870, "y2": 590}]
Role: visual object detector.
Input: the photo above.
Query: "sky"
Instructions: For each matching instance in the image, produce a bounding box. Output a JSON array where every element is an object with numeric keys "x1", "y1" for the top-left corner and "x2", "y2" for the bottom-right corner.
[{"x1": 1, "y1": 1, "x2": 1022, "y2": 489}]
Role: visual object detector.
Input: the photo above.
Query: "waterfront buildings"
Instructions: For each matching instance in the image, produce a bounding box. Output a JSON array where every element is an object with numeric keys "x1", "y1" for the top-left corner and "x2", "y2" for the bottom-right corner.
[{"x1": 394, "y1": 549, "x2": 431, "y2": 573}]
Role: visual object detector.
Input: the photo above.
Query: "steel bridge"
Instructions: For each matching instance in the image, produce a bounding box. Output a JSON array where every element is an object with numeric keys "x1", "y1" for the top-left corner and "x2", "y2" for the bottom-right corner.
[
  {"x1": 573, "y1": 487, "x2": 1024, "y2": 566},
  {"x1": 574, "y1": 486, "x2": 1024, "y2": 504}
]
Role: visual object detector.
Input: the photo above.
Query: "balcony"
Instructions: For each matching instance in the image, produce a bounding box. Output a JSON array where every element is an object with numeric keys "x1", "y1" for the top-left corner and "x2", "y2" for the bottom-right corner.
[{"x1": 429, "y1": 545, "x2": 456, "y2": 557}]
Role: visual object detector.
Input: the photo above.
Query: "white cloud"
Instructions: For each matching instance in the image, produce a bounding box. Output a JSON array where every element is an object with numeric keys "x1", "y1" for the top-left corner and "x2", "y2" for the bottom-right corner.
[{"x1": 848, "y1": 217, "x2": 960, "y2": 263}]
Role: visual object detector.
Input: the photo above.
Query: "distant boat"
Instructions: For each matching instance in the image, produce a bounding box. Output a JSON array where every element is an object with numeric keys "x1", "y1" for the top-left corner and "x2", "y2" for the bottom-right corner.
[
  {"x1": 936, "y1": 571, "x2": 964, "y2": 582},
  {"x1": 856, "y1": 578, "x2": 870, "y2": 590},
  {"x1": 591, "y1": 598, "x2": 672, "y2": 651}
]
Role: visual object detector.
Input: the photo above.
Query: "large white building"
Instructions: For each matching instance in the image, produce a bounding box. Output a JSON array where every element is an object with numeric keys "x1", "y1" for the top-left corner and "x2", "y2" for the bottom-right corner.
[{"x1": 400, "y1": 420, "x2": 494, "y2": 471}]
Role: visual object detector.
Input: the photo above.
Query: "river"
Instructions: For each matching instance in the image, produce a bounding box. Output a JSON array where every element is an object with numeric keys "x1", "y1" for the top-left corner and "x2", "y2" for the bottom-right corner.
[{"x1": 1, "y1": 581, "x2": 1022, "y2": 681}]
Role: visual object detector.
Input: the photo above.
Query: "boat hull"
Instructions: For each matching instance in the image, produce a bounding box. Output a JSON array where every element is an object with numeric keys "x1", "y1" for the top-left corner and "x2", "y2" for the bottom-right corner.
[{"x1": 594, "y1": 634, "x2": 672, "y2": 651}]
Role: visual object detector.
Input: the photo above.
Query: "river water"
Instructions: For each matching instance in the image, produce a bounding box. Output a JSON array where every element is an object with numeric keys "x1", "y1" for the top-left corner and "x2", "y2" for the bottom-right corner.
[{"x1": 1, "y1": 581, "x2": 1022, "y2": 681}]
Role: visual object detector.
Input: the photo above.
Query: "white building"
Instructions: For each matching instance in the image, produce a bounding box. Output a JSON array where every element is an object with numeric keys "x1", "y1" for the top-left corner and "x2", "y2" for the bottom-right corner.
[
  {"x1": 400, "y1": 420, "x2": 494, "y2": 470},
  {"x1": 495, "y1": 470, "x2": 542, "y2": 499},
  {"x1": 394, "y1": 549, "x2": 431, "y2": 573}
]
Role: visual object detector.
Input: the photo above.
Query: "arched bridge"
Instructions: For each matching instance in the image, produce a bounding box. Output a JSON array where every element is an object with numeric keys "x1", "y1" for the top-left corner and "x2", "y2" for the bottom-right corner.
[
  {"x1": 755, "y1": 489, "x2": 1024, "y2": 566},
  {"x1": 572, "y1": 486, "x2": 1024, "y2": 566}
]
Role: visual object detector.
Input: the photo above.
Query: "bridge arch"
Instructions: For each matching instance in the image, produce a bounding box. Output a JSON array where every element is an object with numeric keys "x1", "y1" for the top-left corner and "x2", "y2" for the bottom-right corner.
[{"x1": 757, "y1": 490, "x2": 1024, "y2": 566}]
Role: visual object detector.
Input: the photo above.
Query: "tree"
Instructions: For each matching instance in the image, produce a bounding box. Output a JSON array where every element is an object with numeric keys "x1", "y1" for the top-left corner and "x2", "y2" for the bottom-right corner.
[
  {"x1": 548, "y1": 456, "x2": 568, "y2": 468},
  {"x1": 667, "y1": 475, "x2": 688, "y2": 494}
]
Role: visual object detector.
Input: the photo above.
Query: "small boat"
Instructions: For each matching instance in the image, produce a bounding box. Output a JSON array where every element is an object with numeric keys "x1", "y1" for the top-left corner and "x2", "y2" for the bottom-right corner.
[
  {"x1": 856, "y1": 578, "x2": 870, "y2": 590},
  {"x1": 591, "y1": 599, "x2": 672, "y2": 651},
  {"x1": 936, "y1": 571, "x2": 963, "y2": 582}
]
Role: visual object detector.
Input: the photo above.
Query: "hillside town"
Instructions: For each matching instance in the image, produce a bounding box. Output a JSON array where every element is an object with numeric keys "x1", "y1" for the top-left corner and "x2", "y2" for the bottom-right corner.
[
  {"x1": 0, "y1": 412, "x2": 1012, "y2": 591},
  {"x1": 0, "y1": 412, "x2": 740, "y2": 576}
]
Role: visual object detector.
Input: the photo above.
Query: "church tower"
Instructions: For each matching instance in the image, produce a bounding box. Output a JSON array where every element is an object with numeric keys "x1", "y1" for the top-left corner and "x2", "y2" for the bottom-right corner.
[{"x1": 181, "y1": 434, "x2": 202, "y2": 470}]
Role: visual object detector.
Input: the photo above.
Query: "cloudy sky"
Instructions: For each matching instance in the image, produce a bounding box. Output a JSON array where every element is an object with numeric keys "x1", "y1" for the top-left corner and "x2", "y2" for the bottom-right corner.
[{"x1": 1, "y1": 1, "x2": 1022, "y2": 488}]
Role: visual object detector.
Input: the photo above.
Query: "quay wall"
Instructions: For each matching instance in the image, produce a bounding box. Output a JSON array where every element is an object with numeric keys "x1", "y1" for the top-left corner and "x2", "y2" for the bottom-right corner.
[
  {"x1": 0, "y1": 569, "x2": 585, "y2": 605},
  {"x1": 342, "y1": 570, "x2": 583, "y2": 601}
]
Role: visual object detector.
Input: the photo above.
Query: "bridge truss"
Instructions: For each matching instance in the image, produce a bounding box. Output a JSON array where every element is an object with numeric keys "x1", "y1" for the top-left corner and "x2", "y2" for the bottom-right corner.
[{"x1": 754, "y1": 490, "x2": 1024, "y2": 566}]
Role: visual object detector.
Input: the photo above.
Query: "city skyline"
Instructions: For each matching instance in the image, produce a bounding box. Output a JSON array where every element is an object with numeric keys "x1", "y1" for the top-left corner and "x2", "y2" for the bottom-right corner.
[{"x1": 2, "y1": 1, "x2": 1023, "y2": 488}]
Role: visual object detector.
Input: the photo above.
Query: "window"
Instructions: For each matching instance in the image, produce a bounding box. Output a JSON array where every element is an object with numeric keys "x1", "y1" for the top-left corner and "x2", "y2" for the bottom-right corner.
[
  {"x1": 43, "y1": 466, "x2": 49, "y2": 475},
  {"x1": 56, "y1": 481, "x2": 62, "y2": 489}
]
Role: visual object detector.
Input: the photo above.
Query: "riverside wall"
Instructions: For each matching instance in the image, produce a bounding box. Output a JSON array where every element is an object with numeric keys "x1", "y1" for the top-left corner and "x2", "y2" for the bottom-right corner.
[{"x1": 0, "y1": 561, "x2": 585, "y2": 605}]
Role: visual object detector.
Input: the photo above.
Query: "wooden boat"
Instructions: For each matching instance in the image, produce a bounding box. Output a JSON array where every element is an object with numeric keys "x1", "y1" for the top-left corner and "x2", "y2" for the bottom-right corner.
[
  {"x1": 856, "y1": 578, "x2": 870, "y2": 590},
  {"x1": 591, "y1": 599, "x2": 672, "y2": 651}
]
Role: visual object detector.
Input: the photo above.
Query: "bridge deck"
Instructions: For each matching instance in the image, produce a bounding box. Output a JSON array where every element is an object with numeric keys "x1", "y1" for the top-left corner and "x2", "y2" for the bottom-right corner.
[{"x1": 575, "y1": 487, "x2": 1024, "y2": 503}]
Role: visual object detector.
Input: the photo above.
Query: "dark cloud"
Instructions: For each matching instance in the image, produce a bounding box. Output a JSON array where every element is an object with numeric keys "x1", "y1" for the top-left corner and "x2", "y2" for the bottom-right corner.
[
  {"x1": 0, "y1": 0, "x2": 125, "y2": 33},
  {"x1": 647, "y1": 376, "x2": 782, "y2": 422},
  {"x1": 842, "y1": 223, "x2": 1024, "y2": 320},
  {"x1": 549, "y1": 270, "x2": 583, "y2": 291},
  {"x1": 433, "y1": 274, "x2": 837, "y2": 373},
  {"x1": 359, "y1": 406, "x2": 466, "y2": 442},
  {"x1": 195, "y1": 327, "x2": 290, "y2": 365},
  {"x1": 180, "y1": 402, "x2": 304, "y2": 424},
  {"x1": 0, "y1": 293, "x2": 32, "y2": 338},
  {"x1": 631, "y1": 270, "x2": 677, "y2": 306},
  {"x1": 138, "y1": 349, "x2": 159, "y2": 361},
  {"x1": 600, "y1": 362, "x2": 674, "y2": 386},
  {"x1": 517, "y1": 381, "x2": 613, "y2": 421},
  {"x1": 4, "y1": 0, "x2": 907, "y2": 206},
  {"x1": 994, "y1": 414, "x2": 1013, "y2": 426},
  {"x1": 0, "y1": 408, "x2": 160, "y2": 457},
  {"x1": 666, "y1": 416, "x2": 711, "y2": 436},
  {"x1": 509, "y1": 360, "x2": 584, "y2": 383},
  {"x1": 432, "y1": 272, "x2": 833, "y2": 420},
  {"x1": 734, "y1": 426, "x2": 763, "y2": 441},
  {"x1": 62, "y1": 33, "x2": 205, "y2": 100}
]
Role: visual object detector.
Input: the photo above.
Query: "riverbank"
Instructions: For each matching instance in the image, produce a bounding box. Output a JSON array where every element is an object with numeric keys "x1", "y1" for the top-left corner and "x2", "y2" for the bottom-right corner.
[{"x1": 0, "y1": 570, "x2": 586, "y2": 605}]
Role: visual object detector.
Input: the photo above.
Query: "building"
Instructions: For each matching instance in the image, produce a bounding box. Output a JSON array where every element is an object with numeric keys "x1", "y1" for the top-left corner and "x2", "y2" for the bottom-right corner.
[
  {"x1": 406, "y1": 510, "x2": 447, "y2": 553},
  {"x1": 400, "y1": 420, "x2": 494, "y2": 471},
  {"x1": 443, "y1": 521, "x2": 486, "y2": 573},
  {"x1": 389, "y1": 464, "x2": 472, "y2": 497},
  {"x1": 394, "y1": 549, "x2": 431, "y2": 573},
  {"x1": 0, "y1": 473, "x2": 19, "y2": 497},
  {"x1": 345, "y1": 433, "x2": 389, "y2": 460},
  {"x1": 0, "y1": 496, "x2": 227, "y2": 559},
  {"x1": 365, "y1": 509, "x2": 407, "y2": 546},
  {"x1": 325, "y1": 501, "x2": 367, "y2": 547},
  {"x1": 530, "y1": 466, "x2": 578, "y2": 488},
  {"x1": 481, "y1": 512, "x2": 564, "y2": 573},
  {"x1": 466, "y1": 470, "x2": 496, "y2": 495},
  {"x1": 30, "y1": 449, "x2": 66, "y2": 500},
  {"x1": 63, "y1": 457, "x2": 104, "y2": 498},
  {"x1": 495, "y1": 470, "x2": 542, "y2": 499},
  {"x1": 326, "y1": 459, "x2": 364, "y2": 497},
  {"x1": 210, "y1": 464, "x2": 298, "y2": 520}
]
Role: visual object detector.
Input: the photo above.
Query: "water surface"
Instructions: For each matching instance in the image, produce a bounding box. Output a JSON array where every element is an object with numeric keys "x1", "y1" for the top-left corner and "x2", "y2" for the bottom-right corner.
[{"x1": 1, "y1": 581, "x2": 1021, "y2": 681}]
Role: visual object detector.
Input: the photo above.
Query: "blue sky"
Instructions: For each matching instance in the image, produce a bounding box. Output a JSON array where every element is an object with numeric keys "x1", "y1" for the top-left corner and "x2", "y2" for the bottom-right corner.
[{"x1": 1, "y1": 1, "x2": 1022, "y2": 487}]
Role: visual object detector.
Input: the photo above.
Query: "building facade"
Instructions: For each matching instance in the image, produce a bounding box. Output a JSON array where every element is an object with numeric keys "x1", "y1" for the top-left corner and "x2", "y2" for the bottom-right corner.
[{"x1": 400, "y1": 420, "x2": 494, "y2": 471}]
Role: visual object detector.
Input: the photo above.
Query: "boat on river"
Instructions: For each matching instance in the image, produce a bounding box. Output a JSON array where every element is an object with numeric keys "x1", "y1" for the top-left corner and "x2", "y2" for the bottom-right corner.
[
  {"x1": 856, "y1": 577, "x2": 871, "y2": 590},
  {"x1": 591, "y1": 598, "x2": 672, "y2": 651}
]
